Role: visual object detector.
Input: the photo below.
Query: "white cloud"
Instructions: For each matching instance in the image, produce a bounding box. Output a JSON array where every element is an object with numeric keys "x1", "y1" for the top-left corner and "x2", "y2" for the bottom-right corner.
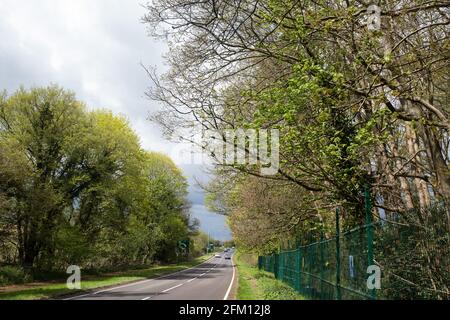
[
  {"x1": 0, "y1": 0, "x2": 171, "y2": 153},
  {"x1": 0, "y1": 0, "x2": 229, "y2": 237}
]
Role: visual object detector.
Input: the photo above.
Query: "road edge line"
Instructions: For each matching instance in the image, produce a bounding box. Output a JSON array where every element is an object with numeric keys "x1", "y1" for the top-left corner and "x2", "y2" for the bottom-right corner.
[
  {"x1": 63, "y1": 255, "x2": 215, "y2": 300},
  {"x1": 223, "y1": 255, "x2": 236, "y2": 300}
]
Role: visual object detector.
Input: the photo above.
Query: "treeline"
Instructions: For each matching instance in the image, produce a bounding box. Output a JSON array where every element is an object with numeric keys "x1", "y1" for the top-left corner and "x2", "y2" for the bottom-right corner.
[
  {"x1": 144, "y1": 0, "x2": 449, "y2": 296},
  {"x1": 0, "y1": 86, "x2": 197, "y2": 275}
]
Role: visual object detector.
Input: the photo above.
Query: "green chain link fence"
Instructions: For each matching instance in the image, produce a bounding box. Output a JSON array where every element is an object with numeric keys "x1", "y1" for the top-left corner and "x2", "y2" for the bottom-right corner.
[{"x1": 258, "y1": 197, "x2": 450, "y2": 300}]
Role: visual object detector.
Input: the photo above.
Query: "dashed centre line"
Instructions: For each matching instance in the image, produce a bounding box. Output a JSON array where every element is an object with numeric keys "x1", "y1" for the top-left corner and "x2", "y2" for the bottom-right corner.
[
  {"x1": 162, "y1": 283, "x2": 184, "y2": 293},
  {"x1": 140, "y1": 259, "x2": 225, "y2": 301}
]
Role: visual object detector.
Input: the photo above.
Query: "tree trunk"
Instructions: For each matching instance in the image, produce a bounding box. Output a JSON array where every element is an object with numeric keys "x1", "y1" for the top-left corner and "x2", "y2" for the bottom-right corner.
[
  {"x1": 392, "y1": 140, "x2": 415, "y2": 210},
  {"x1": 405, "y1": 124, "x2": 430, "y2": 210},
  {"x1": 423, "y1": 126, "x2": 450, "y2": 198}
]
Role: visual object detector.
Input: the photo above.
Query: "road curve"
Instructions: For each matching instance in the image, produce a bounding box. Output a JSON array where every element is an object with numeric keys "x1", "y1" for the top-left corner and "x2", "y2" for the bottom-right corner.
[{"x1": 64, "y1": 255, "x2": 235, "y2": 300}]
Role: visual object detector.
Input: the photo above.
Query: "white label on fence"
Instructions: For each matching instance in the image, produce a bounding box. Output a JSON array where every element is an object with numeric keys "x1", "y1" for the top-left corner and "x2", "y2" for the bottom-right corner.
[{"x1": 349, "y1": 255, "x2": 355, "y2": 278}]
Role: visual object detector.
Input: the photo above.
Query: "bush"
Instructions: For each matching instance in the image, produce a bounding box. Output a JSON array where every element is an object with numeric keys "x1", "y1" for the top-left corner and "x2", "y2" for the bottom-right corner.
[
  {"x1": 0, "y1": 266, "x2": 33, "y2": 286},
  {"x1": 377, "y1": 199, "x2": 450, "y2": 299}
]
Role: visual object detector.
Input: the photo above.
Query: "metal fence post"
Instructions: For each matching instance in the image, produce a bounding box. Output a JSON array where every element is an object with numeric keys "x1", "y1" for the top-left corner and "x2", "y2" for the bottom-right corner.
[
  {"x1": 299, "y1": 247, "x2": 303, "y2": 295},
  {"x1": 335, "y1": 208, "x2": 342, "y2": 300},
  {"x1": 274, "y1": 253, "x2": 279, "y2": 279},
  {"x1": 295, "y1": 247, "x2": 300, "y2": 292},
  {"x1": 365, "y1": 186, "x2": 376, "y2": 300},
  {"x1": 271, "y1": 254, "x2": 275, "y2": 273},
  {"x1": 320, "y1": 231, "x2": 325, "y2": 297}
]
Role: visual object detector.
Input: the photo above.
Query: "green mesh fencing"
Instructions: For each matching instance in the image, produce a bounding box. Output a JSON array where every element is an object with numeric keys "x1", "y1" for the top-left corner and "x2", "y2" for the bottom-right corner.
[{"x1": 258, "y1": 200, "x2": 450, "y2": 300}]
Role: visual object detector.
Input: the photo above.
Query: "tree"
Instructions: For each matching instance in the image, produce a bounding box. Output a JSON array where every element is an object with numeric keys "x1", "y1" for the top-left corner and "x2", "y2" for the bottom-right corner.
[
  {"x1": 0, "y1": 86, "x2": 193, "y2": 270},
  {"x1": 144, "y1": 0, "x2": 449, "y2": 222},
  {"x1": 142, "y1": 0, "x2": 449, "y2": 299},
  {"x1": 0, "y1": 86, "x2": 88, "y2": 267}
]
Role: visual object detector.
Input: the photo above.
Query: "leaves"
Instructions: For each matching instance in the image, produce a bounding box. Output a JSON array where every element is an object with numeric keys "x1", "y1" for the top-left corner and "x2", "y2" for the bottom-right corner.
[{"x1": 0, "y1": 86, "x2": 191, "y2": 270}]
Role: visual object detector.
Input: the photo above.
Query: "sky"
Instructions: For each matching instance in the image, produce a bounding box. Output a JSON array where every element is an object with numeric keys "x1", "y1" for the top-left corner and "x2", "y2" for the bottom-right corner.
[{"x1": 0, "y1": 0, "x2": 231, "y2": 241}]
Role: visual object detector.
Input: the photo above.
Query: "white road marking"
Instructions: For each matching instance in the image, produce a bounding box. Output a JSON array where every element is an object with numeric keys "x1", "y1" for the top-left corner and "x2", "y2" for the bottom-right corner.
[
  {"x1": 65, "y1": 255, "x2": 233, "y2": 300},
  {"x1": 94, "y1": 279, "x2": 153, "y2": 295},
  {"x1": 63, "y1": 292, "x2": 93, "y2": 300},
  {"x1": 223, "y1": 255, "x2": 236, "y2": 300},
  {"x1": 63, "y1": 256, "x2": 216, "y2": 300},
  {"x1": 162, "y1": 283, "x2": 183, "y2": 293}
]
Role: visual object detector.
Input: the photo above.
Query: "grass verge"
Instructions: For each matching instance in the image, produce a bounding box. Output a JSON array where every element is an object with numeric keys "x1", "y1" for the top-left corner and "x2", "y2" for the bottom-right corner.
[
  {"x1": 234, "y1": 251, "x2": 304, "y2": 300},
  {"x1": 0, "y1": 254, "x2": 213, "y2": 300}
]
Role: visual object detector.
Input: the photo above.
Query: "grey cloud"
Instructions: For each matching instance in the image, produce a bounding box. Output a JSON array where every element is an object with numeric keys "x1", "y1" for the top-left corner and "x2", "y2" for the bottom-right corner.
[{"x1": 0, "y1": 0, "x2": 231, "y2": 240}]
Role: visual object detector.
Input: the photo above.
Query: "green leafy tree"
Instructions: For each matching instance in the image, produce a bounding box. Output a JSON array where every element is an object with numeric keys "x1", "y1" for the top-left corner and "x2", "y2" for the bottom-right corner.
[{"x1": 0, "y1": 86, "x2": 193, "y2": 271}]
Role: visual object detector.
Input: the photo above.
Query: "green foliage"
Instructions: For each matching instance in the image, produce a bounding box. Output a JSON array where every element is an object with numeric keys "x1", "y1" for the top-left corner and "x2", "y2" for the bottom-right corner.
[
  {"x1": 0, "y1": 266, "x2": 32, "y2": 286},
  {"x1": 235, "y1": 251, "x2": 303, "y2": 300},
  {"x1": 259, "y1": 200, "x2": 450, "y2": 300},
  {"x1": 0, "y1": 86, "x2": 193, "y2": 275},
  {"x1": 249, "y1": 61, "x2": 370, "y2": 213},
  {"x1": 375, "y1": 200, "x2": 450, "y2": 299},
  {"x1": 190, "y1": 231, "x2": 210, "y2": 257},
  {"x1": 146, "y1": 0, "x2": 449, "y2": 299},
  {"x1": 0, "y1": 254, "x2": 212, "y2": 300}
]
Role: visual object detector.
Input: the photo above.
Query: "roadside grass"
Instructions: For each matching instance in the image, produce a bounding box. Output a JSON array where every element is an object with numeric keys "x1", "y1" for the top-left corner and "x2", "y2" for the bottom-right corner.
[
  {"x1": 235, "y1": 251, "x2": 304, "y2": 300},
  {"x1": 0, "y1": 254, "x2": 213, "y2": 300}
]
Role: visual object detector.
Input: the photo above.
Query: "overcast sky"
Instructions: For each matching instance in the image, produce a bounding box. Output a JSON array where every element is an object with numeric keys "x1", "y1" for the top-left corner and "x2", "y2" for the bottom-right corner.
[
  {"x1": 0, "y1": 0, "x2": 231, "y2": 240},
  {"x1": 0, "y1": 0, "x2": 173, "y2": 153}
]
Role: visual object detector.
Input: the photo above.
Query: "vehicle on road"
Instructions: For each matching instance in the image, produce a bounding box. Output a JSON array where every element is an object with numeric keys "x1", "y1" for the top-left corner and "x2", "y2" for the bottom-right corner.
[
  {"x1": 215, "y1": 253, "x2": 221, "y2": 258},
  {"x1": 224, "y1": 253, "x2": 232, "y2": 259}
]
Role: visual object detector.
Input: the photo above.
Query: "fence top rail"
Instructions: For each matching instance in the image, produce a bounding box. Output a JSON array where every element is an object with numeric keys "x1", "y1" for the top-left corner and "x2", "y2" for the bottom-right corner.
[
  {"x1": 259, "y1": 200, "x2": 449, "y2": 300},
  {"x1": 275, "y1": 217, "x2": 433, "y2": 254},
  {"x1": 280, "y1": 222, "x2": 379, "y2": 252},
  {"x1": 298, "y1": 236, "x2": 336, "y2": 249},
  {"x1": 281, "y1": 221, "x2": 386, "y2": 252},
  {"x1": 341, "y1": 221, "x2": 381, "y2": 236}
]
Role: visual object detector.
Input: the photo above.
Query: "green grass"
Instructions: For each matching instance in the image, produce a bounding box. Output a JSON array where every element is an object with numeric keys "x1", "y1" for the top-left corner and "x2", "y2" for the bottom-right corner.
[
  {"x1": 0, "y1": 254, "x2": 213, "y2": 300},
  {"x1": 235, "y1": 251, "x2": 304, "y2": 300}
]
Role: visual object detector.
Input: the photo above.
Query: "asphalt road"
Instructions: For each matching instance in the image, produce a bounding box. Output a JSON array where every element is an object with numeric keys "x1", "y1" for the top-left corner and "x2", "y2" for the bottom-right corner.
[{"x1": 64, "y1": 254, "x2": 235, "y2": 300}]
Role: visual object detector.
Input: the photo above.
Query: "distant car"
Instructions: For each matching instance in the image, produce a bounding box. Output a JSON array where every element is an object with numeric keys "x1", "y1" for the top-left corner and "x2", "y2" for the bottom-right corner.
[
  {"x1": 215, "y1": 253, "x2": 221, "y2": 258},
  {"x1": 225, "y1": 253, "x2": 232, "y2": 259},
  {"x1": 224, "y1": 248, "x2": 229, "y2": 252}
]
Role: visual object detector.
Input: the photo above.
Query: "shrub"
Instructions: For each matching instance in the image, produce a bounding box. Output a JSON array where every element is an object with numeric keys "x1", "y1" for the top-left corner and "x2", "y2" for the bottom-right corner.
[{"x1": 0, "y1": 266, "x2": 33, "y2": 286}]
